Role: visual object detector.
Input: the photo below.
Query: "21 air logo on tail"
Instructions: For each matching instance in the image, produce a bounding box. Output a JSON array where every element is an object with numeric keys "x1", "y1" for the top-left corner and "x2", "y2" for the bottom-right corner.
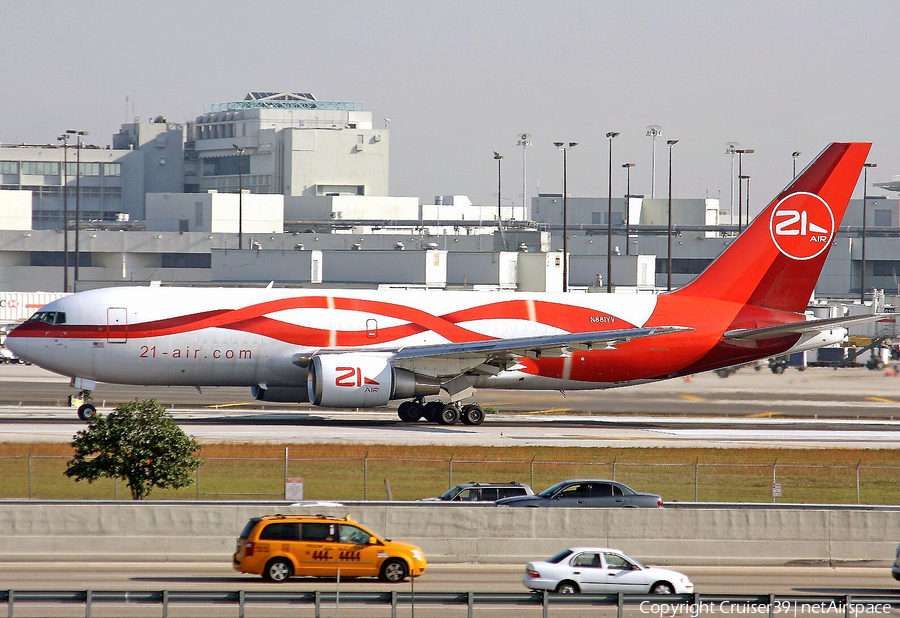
[{"x1": 769, "y1": 192, "x2": 835, "y2": 261}]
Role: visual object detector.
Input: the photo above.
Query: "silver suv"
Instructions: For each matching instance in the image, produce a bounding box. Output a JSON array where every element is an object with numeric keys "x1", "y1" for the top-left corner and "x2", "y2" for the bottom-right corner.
[{"x1": 422, "y1": 481, "x2": 534, "y2": 502}]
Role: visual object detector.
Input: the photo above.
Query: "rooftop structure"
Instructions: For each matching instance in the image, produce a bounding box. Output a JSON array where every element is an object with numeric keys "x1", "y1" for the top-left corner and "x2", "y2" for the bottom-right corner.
[{"x1": 204, "y1": 91, "x2": 363, "y2": 113}]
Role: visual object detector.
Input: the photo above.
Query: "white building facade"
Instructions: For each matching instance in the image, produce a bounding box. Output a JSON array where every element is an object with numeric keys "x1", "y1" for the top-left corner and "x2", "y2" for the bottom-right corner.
[{"x1": 190, "y1": 92, "x2": 389, "y2": 200}]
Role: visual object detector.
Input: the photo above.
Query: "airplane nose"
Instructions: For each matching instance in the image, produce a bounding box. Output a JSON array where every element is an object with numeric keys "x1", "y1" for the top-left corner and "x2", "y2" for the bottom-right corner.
[{"x1": 4, "y1": 325, "x2": 32, "y2": 362}]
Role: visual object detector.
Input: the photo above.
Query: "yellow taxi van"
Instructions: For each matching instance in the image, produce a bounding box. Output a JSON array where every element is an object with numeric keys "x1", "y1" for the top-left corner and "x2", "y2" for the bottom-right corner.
[{"x1": 233, "y1": 514, "x2": 427, "y2": 582}]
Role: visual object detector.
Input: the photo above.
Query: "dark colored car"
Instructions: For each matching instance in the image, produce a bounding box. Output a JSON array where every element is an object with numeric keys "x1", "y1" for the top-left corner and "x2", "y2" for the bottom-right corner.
[
  {"x1": 494, "y1": 479, "x2": 663, "y2": 508},
  {"x1": 421, "y1": 481, "x2": 534, "y2": 502}
]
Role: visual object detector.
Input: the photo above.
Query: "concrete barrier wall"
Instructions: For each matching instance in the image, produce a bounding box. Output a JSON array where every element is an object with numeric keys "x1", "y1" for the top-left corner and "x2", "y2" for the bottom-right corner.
[{"x1": 1, "y1": 503, "x2": 897, "y2": 566}]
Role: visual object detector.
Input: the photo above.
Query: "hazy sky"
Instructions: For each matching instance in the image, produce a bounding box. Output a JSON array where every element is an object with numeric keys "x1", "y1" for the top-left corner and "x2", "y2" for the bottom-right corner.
[{"x1": 2, "y1": 0, "x2": 898, "y2": 217}]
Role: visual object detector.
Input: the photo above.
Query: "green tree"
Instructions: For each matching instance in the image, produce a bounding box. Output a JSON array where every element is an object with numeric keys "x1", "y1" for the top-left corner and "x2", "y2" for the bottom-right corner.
[{"x1": 65, "y1": 399, "x2": 202, "y2": 500}]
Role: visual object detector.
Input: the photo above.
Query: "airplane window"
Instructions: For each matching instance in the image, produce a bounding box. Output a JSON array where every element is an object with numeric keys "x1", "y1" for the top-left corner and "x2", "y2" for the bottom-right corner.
[{"x1": 27, "y1": 312, "x2": 63, "y2": 324}]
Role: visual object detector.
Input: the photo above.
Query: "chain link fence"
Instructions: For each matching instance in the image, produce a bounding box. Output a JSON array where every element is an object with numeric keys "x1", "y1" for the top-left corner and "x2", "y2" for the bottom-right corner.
[{"x1": 2, "y1": 452, "x2": 898, "y2": 504}]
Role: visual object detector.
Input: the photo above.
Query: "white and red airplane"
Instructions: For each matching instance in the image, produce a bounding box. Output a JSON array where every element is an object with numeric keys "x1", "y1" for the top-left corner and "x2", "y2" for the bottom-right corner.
[{"x1": 7, "y1": 142, "x2": 879, "y2": 424}]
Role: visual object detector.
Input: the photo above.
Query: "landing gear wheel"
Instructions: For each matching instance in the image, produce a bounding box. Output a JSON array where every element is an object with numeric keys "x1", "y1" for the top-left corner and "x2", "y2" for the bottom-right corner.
[
  {"x1": 423, "y1": 400, "x2": 445, "y2": 423},
  {"x1": 771, "y1": 364, "x2": 785, "y2": 374},
  {"x1": 77, "y1": 403, "x2": 97, "y2": 421},
  {"x1": 397, "y1": 401, "x2": 422, "y2": 422},
  {"x1": 460, "y1": 404, "x2": 485, "y2": 425},
  {"x1": 437, "y1": 404, "x2": 460, "y2": 425}
]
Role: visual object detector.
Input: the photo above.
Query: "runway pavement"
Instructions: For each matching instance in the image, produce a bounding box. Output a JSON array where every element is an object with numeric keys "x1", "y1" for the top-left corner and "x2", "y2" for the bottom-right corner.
[
  {"x1": 0, "y1": 365, "x2": 899, "y2": 448},
  {"x1": 2, "y1": 363, "x2": 900, "y2": 417}
]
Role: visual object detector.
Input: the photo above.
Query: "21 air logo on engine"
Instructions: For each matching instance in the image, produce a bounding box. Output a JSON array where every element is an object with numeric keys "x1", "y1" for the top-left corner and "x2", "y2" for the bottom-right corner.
[
  {"x1": 334, "y1": 367, "x2": 380, "y2": 393},
  {"x1": 769, "y1": 192, "x2": 835, "y2": 261}
]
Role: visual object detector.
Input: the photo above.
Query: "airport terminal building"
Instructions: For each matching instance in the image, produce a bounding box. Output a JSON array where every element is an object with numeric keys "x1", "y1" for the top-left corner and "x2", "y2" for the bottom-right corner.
[{"x1": 1, "y1": 91, "x2": 899, "y2": 307}]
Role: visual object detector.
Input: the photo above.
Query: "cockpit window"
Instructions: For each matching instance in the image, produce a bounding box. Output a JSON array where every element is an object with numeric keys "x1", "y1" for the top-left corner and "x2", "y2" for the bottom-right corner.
[{"x1": 27, "y1": 311, "x2": 66, "y2": 325}]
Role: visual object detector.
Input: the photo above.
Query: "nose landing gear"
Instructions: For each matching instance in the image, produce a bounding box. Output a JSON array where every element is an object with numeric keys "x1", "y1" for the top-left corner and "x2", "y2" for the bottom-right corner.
[{"x1": 72, "y1": 390, "x2": 97, "y2": 421}]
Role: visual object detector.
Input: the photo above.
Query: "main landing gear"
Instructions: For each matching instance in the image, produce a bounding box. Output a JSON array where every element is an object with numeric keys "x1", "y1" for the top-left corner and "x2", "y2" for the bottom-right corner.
[{"x1": 397, "y1": 399, "x2": 486, "y2": 426}]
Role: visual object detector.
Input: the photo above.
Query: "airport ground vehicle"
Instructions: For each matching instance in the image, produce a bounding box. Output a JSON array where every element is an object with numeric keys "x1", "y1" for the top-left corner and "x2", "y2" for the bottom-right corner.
[
  {"x1": 523, "y1": 547, "x2": 693, "y2": 594},
  {"x1": 232, "y1": 514, "x2": 426, "y2": 583},
  {"x1": 495, "y1": 480, "x2": 662, "y2": 508},
  {"x1": 0, "y1": 347, "x2": 20, "y2": 364},
  {"x1": 420, "y1": 481, "x2": 533, "y2": 502},
  {"x1": 892, "y1": 543, "x2": 900, "y2": 583}
]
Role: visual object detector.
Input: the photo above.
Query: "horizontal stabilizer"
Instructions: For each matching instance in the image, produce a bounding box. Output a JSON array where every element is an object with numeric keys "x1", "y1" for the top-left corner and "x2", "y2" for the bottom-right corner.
[{"x1": 724, "y1": 314, "x2": 890, "y2": 341}]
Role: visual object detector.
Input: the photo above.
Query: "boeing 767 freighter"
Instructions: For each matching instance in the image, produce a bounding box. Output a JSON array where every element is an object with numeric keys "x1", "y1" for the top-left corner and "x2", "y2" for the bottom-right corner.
[{"x1": 7, "y1": 142, "x2": 879, "y2": 424}]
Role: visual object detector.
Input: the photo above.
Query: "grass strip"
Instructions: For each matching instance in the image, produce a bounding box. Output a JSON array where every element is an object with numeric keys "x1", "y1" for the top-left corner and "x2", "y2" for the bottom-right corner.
[{"x1": 1, "y1": 442, "x2": 898, "y2": 504}]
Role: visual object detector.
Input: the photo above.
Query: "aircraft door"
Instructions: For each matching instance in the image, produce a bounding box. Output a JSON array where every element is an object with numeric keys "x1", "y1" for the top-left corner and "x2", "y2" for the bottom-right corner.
[{"x1": 107, "y1": 307, "x2": 127, "y2": 343}]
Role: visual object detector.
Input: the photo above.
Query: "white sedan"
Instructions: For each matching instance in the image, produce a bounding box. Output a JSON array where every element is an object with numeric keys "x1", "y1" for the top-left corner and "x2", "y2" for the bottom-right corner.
[{"x1": 523, "y1": 548, "x2": 693, "y2": 594}]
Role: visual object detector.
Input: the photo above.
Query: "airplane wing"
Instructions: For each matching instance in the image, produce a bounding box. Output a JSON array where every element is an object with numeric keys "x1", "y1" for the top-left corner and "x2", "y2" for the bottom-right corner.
[
  {"x1": 723, "y1": 314, "x2": 891, "y2": 341},
  {"x1": 295, "y1": 325, "x2": 692, "y2": 378},
  {"x1": 391, "y1": 325, "x2": 692, "y2": 360}
]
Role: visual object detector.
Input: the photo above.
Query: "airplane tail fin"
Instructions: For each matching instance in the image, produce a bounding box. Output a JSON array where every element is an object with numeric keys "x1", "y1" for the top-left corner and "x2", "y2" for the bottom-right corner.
[{"x1": 671, "y1": 142, "x2": 870, "y2": 313}]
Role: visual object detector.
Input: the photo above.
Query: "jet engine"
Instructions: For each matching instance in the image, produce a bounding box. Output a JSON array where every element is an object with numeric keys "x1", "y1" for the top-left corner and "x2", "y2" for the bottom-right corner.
[
  {"x1": 307, "y1": 353, "x2": 440, "y2": 408},
  {"x1": 250, "y1": 385, "x2": 310, "y2": 403}
]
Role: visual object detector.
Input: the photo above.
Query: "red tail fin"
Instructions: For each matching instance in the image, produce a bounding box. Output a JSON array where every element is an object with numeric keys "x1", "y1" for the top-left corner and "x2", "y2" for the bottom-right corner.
[{"x1": 672, "y1": 142, "x2": 870, "y2": 313}]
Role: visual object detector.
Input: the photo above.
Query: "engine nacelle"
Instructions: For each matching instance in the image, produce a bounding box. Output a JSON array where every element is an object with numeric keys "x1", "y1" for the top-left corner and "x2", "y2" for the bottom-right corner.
[
  {"x1": 251, "y1": 385, "x2": 310, "y2": 403},
  {"x1": 308, "y1": 354, "x2": 394, "y2": 407},
  {"x1": 307, "y1": 353, "x2": 441, "y2": 408}
]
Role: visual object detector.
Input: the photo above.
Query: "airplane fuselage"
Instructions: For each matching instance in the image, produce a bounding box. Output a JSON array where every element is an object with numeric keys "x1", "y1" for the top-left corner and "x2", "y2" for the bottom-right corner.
[{"x1": 9, "y1": 285, "x2": 805, "y2": 392}]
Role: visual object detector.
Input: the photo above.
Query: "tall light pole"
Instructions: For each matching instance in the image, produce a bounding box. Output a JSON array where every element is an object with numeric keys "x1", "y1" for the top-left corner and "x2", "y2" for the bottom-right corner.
[
  {"x1": 735, "y1": 148, "x2": 754, "y2": 231},
  {"x1": 861, "y1": 162, "x2": 877, "y2": 303},
  {"x1": 606, "y1": 131, "x2": 619, "y2": 293},
  {"x1": 666, "y1": 139, "x2": 678, "y2": 291},
  {"x1": 740, "y1": 175, "x2": 750, "y2": 227},
  {"x1": 67, "y1": 129, "x2": 88, "y2": 287},
  {"x1": 792, "y1": 151, "x2": 802, "y2": 178},
  {"x1": 725, "y1": 142, "x2": 739, "y2": 226},
  {"x1": 233, "y1": 144, "x2": 245, "y2": 250},
  {"x1": 57, "y1": 134, "x2": 70, "y2": 293},
  {"x1": 622, "y1": 163, "x2": 635, "y2": 256},
  {"x1": 554, "y1": 141, "x2": 577, "y2": 292},
  {"x1": 646, "y1": 125, "x2": 662, "y2": 198},
  {"x1": 494, "y1": 151, "x2": 503, "y2": 226},
  {"x1": 517, "y1": 133, "x2": 531, "y2": 215}
]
